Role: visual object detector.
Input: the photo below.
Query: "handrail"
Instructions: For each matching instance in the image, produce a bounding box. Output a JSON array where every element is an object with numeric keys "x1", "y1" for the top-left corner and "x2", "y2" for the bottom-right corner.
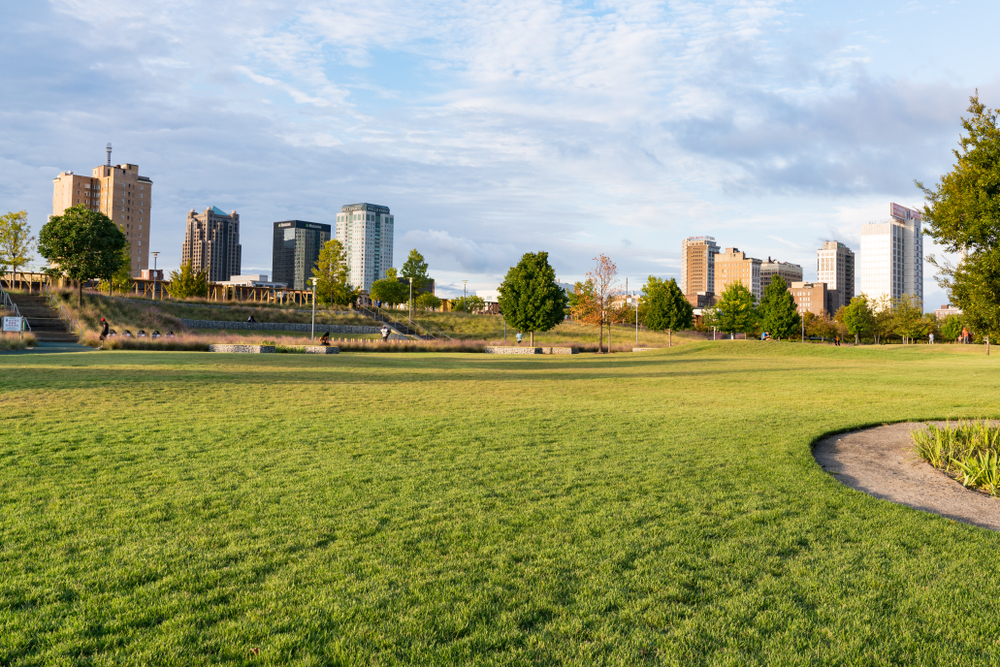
[
  {"x1": 356, "y1": 305, "x2": 439, "y2": 340},
  {"x1": 42, "y1": 284, "x2": 84, "y2": 337},
  {"x1": 0, "y1": 282, "x2": 31, "y2": 332}
]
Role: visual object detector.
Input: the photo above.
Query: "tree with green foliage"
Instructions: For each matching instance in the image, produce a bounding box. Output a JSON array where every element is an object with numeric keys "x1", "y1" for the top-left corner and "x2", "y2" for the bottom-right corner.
[
  {"x1": 842, "y1": 295, "x2": 874, "y2": 345},
  {"x1": 941, "y1": 314, "x2": 965, "y2": 341},
  {"x1": 919, "y1": 94, "x2": 1000, "y2": 347},
  {"x1": 451, "y1": 295, "x2": 486, "y2": 313},
  {"x1": 705, "y1": 282, "x2": 756, "y2": 338},
  {"x1": 640, "y1": 276, "x2": 692, "y2": 347},
  {"x1": 757, "y1": 276, "x2": 800, "y2": 340},
  {"x1": 38, "y1": 205, "x2": 127, "y2": 306},
  {"x1": 415, "y1": 292, "x2": 442, "y2": 310},
  {"x1": 312, "y1": 239, "x2": 357, "y2": 307},
  {"x1": 891, "y1": 294, "x2": 927, "y2": 344},
  {"x1": 167, "y1": 263, "x2": 210, "y2": 299},
  {"x1": 401, "y1": 249, "x2": 431, "y2": 293},
  {"x1": 369, "y1": 267, "x2": 408, "y2": 307},
  {"x1": 99, "y1": 243, "x2": 132, "y2": 295},
  {"x1": 498, "y1": 251, "x2": 569, "y2": 346},
  {"x1": 0, "y1": 210, "x2": 36, "y2": 288}
]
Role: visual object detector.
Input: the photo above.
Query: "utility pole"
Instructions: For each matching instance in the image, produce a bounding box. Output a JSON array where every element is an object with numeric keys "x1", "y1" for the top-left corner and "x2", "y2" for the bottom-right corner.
[
  {"x1": 408, "y1": 277, "x2": 413, "y2": 328},
  {"x1": 311, "y1": 278, "x2": 316, "y2": 340},
  {"x1": 463, "y1": 280, "x2": 467, "y2": 313}
]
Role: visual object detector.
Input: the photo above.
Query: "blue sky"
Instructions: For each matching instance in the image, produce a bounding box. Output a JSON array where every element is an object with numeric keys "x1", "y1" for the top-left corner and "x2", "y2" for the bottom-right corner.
[{"x1": 2, "y1": 0, "x2": 998, "y2": 303}]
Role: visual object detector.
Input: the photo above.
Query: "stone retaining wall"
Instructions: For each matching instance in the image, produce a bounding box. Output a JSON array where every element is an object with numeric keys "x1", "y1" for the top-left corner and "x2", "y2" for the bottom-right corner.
[
  {"x1": 632, "y1": 347, "x2": 657, "y2": 352},
  {"x1": 541, "y1": 347, "x2": 578, "y2": 355},
  {"x1": 183, "y1": 319, "x2": 380, "y2": 334},
  {"x1": 209, "y1": 344, "x2": 275, "y2": 353},
  {"x1": 303, "y1": 346, "x2": 339, "y2": 354}
]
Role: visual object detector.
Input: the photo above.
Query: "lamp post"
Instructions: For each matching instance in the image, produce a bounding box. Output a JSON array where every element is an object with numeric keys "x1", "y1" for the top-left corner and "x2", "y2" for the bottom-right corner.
[
  {"x1": 311, "y1": 278, "x2": 317, "y2": 341},
  {"x1": 151, "y1": 252, "x2": 159, "y2": 299},
  {"x1": 408, "y1": 277, "x2": 413, "y2": 328},
  {"x1": 463, "y1": 280, "x2": 467, "y2": 313}
]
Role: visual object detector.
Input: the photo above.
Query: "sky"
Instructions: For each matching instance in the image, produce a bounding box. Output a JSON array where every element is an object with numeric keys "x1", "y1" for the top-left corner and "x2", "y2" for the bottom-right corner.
[{"x1": 2, "y1": 0, "x2": 998, "y2": 304}]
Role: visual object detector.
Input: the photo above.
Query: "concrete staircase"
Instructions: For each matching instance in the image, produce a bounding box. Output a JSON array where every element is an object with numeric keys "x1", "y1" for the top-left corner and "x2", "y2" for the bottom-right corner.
[{"x1": 7, "y1": 293, "x2": 78, "y2": 342}]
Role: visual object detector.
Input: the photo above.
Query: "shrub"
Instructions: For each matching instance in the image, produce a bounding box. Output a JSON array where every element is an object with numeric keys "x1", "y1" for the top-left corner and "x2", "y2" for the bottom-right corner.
[{"x1": 911, "y1": 420, "x2": 1000, "y2": 495}]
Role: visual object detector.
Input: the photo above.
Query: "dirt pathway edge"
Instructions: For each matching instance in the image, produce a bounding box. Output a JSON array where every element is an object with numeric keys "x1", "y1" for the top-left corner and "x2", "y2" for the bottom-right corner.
[{"x1": 813, "y1": 422, "x2": 1000, "y2": 531}]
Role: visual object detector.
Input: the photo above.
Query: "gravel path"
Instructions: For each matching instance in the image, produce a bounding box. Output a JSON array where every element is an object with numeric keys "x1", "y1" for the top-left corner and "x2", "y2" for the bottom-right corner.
[{"x1": 813, "y1": 422, "x2": 1000, "y2": 531}]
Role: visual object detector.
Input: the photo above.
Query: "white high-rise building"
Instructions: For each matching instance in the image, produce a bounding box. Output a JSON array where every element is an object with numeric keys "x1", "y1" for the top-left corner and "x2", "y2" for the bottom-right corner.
[
  {"x1": 817, "y1": 241, "x2": 855, "y2": 312},
  {"x1": 859, "y1": 203, "x2": 923, "y2": 305},
  {"x1": 335, "y1": 203, "x2": 393, "y2": 292}
]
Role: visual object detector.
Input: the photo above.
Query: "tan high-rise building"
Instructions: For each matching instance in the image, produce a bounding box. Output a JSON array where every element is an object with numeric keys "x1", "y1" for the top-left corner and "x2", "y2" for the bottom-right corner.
[
  {"x1": 760, "y1": 259, "x2": 803, "y2": 294},
  {"x1": 52, "y1": 149, "x2": 153, "y2": 276},
  {"x1": 817, "y1": 241, "x2": 855, "y2": 312},
  {"x1": 181, "y1": 207, "x2": 242, "y2": 283},
  {"x1": 715, "y1": 247, "x2": 762, "y2": 301},
  {"x1": 680, "y1": 236, "x2": 719, "y2": 297}
]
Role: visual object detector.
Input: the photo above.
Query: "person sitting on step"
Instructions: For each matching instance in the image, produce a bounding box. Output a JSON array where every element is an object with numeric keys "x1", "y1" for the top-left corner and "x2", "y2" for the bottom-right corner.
[{"x1": 319, "y1": 332, "x2": 331, "y2": 346}]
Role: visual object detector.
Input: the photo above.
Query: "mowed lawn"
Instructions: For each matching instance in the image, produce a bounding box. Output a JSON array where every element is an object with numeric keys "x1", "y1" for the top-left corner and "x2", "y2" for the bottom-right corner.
[{"x1": 2, "y1": 343, "x2": 1000, "y2": 665}]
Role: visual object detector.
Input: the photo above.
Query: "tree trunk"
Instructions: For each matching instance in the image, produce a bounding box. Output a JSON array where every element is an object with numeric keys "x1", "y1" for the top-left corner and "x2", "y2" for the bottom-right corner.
[
  {"x1": 608, "y1": 318, "x2": 612, "y2": 352},
  {"x1": 668, "y1": 328, "x2": 672, "y2": 347},
  {"x1": 78, "y1": 281, "x2": 83, "y2": 308},
  {"x1": 599, "y1": 320, "x2": 604, "y2": 353},
  {"x1": 530, "y1": 331, "x2": 534, "y2": 346}
]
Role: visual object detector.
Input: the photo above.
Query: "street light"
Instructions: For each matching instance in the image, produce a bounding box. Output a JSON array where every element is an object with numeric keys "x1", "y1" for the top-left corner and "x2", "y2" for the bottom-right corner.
[
  {"x1": 408, "y1": 277, "x2": 413, "y2": 328},
  {"x1": 463, "y1": 279, "x2": 467, "y2": 313},
  {"x1": 311, "y1": 278, "x2": 317, "y2": 341},
  {"x1": 151, "y1": 251, "x2": 159, "y2": 299}
]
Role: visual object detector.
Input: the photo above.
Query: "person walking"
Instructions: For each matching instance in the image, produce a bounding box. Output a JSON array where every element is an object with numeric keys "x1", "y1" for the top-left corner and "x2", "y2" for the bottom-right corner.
[
  {"x1": 929, "y1": 332, "x2": 935, "y2": 345},
  {"x1": 99, "y1": 318, "x2": 109, "y2": 341},
  {"x1": 380, "y1": 324, "x2": 390, "y2": 342},
  {"x1": 516, "y1": 332, "x2": 523, "y2": 344},
  {"x1": 834, "y1": 335, "x2": 840, "y2": 347},
  {"x1": 961, "y1": 326, "x2": 970, "y2": 344}
]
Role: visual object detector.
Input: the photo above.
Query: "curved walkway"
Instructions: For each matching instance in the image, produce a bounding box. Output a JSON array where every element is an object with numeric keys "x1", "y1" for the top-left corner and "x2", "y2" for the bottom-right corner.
[{"x1": 813, "y1": 422, "x2": 1000, "y2": 531}]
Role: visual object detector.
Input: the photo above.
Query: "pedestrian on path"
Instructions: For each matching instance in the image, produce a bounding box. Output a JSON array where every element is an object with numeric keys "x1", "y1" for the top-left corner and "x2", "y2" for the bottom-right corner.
[
  {"x1": 381, "y1": 325, "x2": 390, "y2": 342},
  {"x1": 99, "y1": 318, "x2": 109, "y2": 341}
]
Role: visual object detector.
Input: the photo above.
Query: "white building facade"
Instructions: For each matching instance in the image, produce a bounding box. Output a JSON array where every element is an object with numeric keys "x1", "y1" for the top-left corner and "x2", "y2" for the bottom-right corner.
[
  {"x1": 335, "y1": 203, "x2": 393, "y2": 292},
  {"x1": 859, "y1": 203, "x2": 923, "y2": 305}
]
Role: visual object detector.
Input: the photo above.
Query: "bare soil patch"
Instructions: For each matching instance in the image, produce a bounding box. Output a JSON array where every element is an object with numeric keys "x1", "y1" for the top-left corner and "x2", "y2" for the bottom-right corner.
[{"x1": 814, "y1": 422, "x2": 1000, "y2": 531}]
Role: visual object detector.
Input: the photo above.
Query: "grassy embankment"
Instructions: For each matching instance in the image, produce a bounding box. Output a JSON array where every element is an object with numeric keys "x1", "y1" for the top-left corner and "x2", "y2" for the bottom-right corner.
[
  {"x1": 408, "y1": 309, "x2": 705, "y2": 347},
  {"x1": 3, "y1": 343, "x2": 1000, "y2": 664}
]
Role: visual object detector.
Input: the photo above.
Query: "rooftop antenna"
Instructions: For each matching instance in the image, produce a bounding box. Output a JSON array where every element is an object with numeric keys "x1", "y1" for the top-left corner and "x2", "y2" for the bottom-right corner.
[{"x1": 106, "y1": 142, "x2": 112, "y2": 167}]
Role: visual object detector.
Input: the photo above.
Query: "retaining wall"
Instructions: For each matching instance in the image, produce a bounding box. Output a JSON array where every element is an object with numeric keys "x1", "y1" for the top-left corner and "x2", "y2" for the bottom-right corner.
[
  {"x1": 303, "y1": 346, "x2": 339, "y2": 354},
  {"x1": 208, "y1": 344, "x2": 275, "y2": 353},
  {"x1": 183, "y1": 319, "x2": 379, "y2": 334}
]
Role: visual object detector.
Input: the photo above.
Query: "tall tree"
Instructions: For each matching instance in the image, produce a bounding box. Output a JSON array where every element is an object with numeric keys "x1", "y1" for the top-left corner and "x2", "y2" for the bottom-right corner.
[
  {"x1": 451, "y1": 295, "x2": 486, "y2": 313},
  {"x1": 842, "y1": 296, "x2": 874, "y2": 345},
  {"x1": 369, "y1": 267, "x2": 408, "y2": 307},
  {"x1": 312, "y1": 239, "x2": 357, "y2": 307},
  {"x1": 415, "y1": 292, "x2": 442, "y2": 310},
  {"x1": 941, "y1": 314, "x2": 965, "y2": 341},
  {"x1": 0, "y1": 210, "x2": 36, "y2": 288},
  {"x1": 99, "y1": 243, "x2": 132, "y2": 295},
  {"x1": 401, "y1": 249, "x2": 431, "y2": 293},
  {"x1": 705, "y1": 283, "x2": 756, "y2": 338},
  {"x1": 570, "y1": 254, "x2": 620, "y2": 353},
  {"x1": 498, "y1": 251, "x2": 568, "y2": 346},
  {"x1": 919, "y1": 94, "x2": 1000, "y2": 346},
  {"x1": 757, "y1": 276, "x2": 800, "y2": 340},
  {"x1": 38, "y1": 205, "x2": 127, "y2": 306},
  {"x1": 167, "y1": 263, "x2": 209, "y2": 299},
  {"x1": 641, "y1": 276, "x2": 693, "y2": 347}
]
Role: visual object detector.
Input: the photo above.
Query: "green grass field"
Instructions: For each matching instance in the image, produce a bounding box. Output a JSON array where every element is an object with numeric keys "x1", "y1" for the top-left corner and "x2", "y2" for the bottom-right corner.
[{"x1": 2, "y1": 342, "x2": 1000, "y2": 665}]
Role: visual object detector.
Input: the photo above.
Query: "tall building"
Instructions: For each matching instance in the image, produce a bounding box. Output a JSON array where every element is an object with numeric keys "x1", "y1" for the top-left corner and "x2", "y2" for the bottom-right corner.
[
  {"x1": 816, "y1": 241, "x2": 855, "y2": 312},
  {"x1": 181, "y1": 206, "x2": 242, "y2": 283},
  {"x1": 336, "y1": 203, "x2": 393, "y2": 292},
  {"x1": 715, "y1": 247, "x2": 762, "y2": 301},
  {"x1": 760, "y1": 259, "x2": 803, "y2": 293},
  {"x1": 680, "y1": 236, "x2": 720, "y2": 297},
  {"x1": 859, "y1": 203, "x2": 923, "y2": 304},
  {"x1": 51, "y1": 146, "x2": 153, "y2": 275},
  {"x1": 272, "y1": 220, "x2": 332, "y2": 291},
  {"x1": 790, "y1": 281, "x2": 835, "y2": 317}
]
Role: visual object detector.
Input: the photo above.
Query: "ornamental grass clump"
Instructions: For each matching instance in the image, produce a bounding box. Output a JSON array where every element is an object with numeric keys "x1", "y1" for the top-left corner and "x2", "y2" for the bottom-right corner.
[{"x1": 912, "y1": 420, "x2": 1000, "y2": 495}]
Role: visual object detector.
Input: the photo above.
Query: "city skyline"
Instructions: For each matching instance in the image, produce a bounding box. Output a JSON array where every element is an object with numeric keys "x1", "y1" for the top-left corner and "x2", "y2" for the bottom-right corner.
[{"x1": 5, "y1": 1, "x2": 999, "y2": 305}]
